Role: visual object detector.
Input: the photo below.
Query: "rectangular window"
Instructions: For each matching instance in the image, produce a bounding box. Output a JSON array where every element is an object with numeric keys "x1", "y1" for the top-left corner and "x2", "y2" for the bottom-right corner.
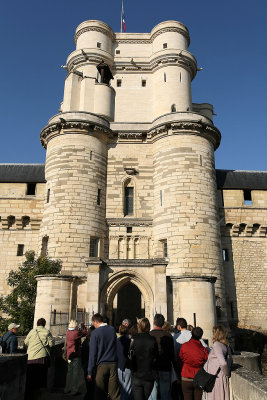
[
  {"x1": 222, "y1": 249, "x2": 229, "y2": 262},
  {"x1": 90, "y1": 238, "x2": 99, "y2": 257},
  {"x1": 116, "y1": 49, "x2": 120, "y2": 54},
  {"x1": 46, "y1": 189, "x2": 50, "y2": 203},
  {"x1": 163, "y1": 43, "x2": 167, "y2": 49},
  {"x1": 17, "y1": 244, "x2": 24, "y2": 256},
  {"x1": 117, "y1": 79, "x2": 122, "y2": 87},
  {"x1": 244, "y1": 190, "x2": 252, "y2": 206},
  {"x1": 41, "y1": 236, "x2": 49, "y2": 257},
  {"x1": 125, "y1": 187, "x2": 134, "y2": 215},
  {"x1": 97, "y1": 42, "x2": 101, "y2": 48},
  {"x1": 90, "y1": 151, "x2": 93, "y2": 160},
  {"x1": 162, "y1": 240, "x2": 168, "y2": 257},
  {"x1": 127, "y1": 226, "x2": 132, "y2": 234},
  {"x1": 142, "y1": 80, "x2": 146, "y2": 87},
  {"x1": 26, "y1": 183, "x2": 36, "y2": 195},
  {"x1": 97, "y1": 189, "x2": 101, "y2": 205}
]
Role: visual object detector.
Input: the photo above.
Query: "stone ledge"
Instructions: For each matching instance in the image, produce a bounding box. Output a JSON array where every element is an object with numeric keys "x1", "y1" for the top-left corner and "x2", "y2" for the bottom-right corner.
[{"x1": 231, "y1": 365, "x2": 267, "y2": 400}]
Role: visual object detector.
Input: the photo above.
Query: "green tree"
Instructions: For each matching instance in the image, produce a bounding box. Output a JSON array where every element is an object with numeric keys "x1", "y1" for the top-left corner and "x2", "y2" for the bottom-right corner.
[{"x1": 0, "y1": 251, "x2": 61, "y2": 335}]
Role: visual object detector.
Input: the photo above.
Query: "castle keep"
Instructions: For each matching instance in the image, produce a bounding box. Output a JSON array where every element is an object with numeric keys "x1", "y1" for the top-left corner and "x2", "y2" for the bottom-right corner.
[{"x1": 0, "y1": 20, "x2": 266, "y2": 342}]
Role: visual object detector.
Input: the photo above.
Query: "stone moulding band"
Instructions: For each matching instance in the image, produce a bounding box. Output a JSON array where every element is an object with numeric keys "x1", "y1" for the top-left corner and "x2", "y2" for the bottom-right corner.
[
  {"x1": 114, "y1": 120, "x2": 221, "y2": 149},
  {"x1": 40, "y1": 119, "x2": 220, "y2": 149},
  {"x1": 74, "y1": 26, "x2": 189, "y2": 46},
  {"x1": 67, "y1": 52, "x2": 196, "y2": 78},
  {"x1": 35, "y1": 274, "x2": 79, "y2": 281},
  {"x1": 103, "y1": 258, "x2": 168, "y2": 267},
  {"x1": 74, "y1": 26, "x2": 116, "y2": 44},
  {"x1": 107, "y1": 218, "x2": 153, "y2": 227},
  {"x1": 40, "y1": 120, "x2": 112, "y2": 148},
  {"x1": 170, "y1": 275, "x2": 217, "y2": 283}
]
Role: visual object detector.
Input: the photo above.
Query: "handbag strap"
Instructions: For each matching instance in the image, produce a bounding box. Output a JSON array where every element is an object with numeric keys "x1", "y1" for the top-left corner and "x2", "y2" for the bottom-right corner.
[{"x1": 36, "y1": 329, "x2": 50, "y2": 357}]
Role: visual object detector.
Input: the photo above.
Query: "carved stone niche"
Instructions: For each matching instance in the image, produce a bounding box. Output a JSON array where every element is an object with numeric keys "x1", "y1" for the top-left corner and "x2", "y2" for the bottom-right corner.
[{"x1": 124, "y1": 167, "x2": 138, "y2": 175}]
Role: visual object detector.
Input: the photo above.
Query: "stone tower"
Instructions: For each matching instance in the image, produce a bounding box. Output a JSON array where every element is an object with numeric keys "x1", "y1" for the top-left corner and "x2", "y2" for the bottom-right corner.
[{"x1": 34, "y1": 19, "x2": 227, "y2": 343}]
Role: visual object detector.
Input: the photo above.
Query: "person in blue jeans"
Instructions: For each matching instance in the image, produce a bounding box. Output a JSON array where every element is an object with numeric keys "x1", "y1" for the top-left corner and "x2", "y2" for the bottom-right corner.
[
  {"x1": 117, "y1": 324, "x2": 133, "y2": 399},
  {"x1": 149, "y1": 314, "x2": 176, "y2": 400}
]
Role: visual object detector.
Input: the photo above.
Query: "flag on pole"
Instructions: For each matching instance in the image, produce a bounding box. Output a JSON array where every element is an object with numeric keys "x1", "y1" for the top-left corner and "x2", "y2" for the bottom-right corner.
[{"x1": 121, "y1": 0, "x2": 126, "y2": 32}]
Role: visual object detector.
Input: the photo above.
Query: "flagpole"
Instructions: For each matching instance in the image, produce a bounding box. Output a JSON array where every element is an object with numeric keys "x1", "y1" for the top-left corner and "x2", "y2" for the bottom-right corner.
[{"x1": 120, "y1": 0, "x2": 123, "y2": 33}]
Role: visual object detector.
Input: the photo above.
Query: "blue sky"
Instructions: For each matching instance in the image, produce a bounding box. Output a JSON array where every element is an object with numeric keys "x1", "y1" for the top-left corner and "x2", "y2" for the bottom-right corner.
[{"x1": 0, "y1": 0, "x2": 266, "y2": 171}]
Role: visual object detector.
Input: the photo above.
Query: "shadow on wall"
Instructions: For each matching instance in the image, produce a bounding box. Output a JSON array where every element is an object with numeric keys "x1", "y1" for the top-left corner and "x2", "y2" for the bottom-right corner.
[{"x1": 233, "y1": 327, "x2": 267, "y2": 376}]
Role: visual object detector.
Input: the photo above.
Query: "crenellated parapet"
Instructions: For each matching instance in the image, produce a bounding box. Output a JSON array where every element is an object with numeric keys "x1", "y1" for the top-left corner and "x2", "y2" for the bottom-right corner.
[{"x1": 221, "y1": 223, "x2": 267, "y2": 237}]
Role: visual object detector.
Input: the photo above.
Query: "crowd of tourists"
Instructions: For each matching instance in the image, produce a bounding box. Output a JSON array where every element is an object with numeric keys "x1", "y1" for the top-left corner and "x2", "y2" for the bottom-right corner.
[
  {"x1": 63, "y1": 313, "x2": 232, "y2": 400},
  {"x1": 0, "y1": 314, "x2": 233, "y2": 400}
]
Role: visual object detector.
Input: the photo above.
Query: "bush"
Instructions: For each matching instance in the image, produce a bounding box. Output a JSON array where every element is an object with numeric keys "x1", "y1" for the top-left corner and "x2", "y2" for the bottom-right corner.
[{"x1": 0, "y1": 251, "x2": 61, "y2": 335}]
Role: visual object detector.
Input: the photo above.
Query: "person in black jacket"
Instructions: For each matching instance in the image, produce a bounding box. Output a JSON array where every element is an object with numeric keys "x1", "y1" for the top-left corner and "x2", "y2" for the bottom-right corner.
[
  {"x1": 149, "y1": 314, "x2": 176, "y2": 400},
  {"x1": 129, "y1": 318, "x2": 158, "y2": 400}
]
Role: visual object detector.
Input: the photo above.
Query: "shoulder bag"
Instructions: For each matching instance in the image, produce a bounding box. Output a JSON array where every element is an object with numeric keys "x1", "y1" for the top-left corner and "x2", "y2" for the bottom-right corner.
[
  {"x1": 193, "y1": 366, "x2": 220, "y2": 393},
  {"x1": 36, "y1": 329, "x2": 51, "y2": 367}
]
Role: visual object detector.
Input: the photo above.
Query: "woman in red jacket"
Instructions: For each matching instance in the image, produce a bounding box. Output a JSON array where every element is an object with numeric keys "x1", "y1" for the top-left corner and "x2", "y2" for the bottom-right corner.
[{"x1": 178, "y1": 327, "x2": 208, "y2": 400}]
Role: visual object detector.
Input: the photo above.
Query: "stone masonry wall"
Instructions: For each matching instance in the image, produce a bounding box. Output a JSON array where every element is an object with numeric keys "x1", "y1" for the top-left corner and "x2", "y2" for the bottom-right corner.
[
  {"x1": 39, "y1": 132, "x2": 108, "y2": 275},
  {"x1": 0, "y1": 183, "x2": 45, "y2": 299},
  {"x1": 152, "y1": 133, "x2": 226, "y2": 318},
  {"x1": 220, "y1": 189, "x2": 267, "y2": 331}
]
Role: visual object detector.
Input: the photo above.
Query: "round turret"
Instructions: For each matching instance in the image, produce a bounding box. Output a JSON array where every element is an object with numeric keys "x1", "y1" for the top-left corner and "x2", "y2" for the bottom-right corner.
[{"x1": 150, "y1": 21, "x2": 196, "y2": 119}]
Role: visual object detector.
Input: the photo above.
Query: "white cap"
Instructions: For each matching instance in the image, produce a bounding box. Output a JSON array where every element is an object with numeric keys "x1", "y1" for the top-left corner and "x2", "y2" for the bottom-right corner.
[{"x1": 8, "y1": 323, "x2": 20, "y2": 330}]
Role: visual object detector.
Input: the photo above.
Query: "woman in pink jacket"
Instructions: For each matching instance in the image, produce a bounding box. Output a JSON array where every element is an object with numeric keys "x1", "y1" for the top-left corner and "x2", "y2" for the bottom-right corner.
[{"x1": 204, "y1": 326, "x2": 232, "y2": 400}]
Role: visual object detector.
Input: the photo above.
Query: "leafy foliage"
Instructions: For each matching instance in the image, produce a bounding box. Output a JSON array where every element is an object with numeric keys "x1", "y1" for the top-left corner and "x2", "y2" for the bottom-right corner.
[{"x1": 0, "y1": 251, "x2": 61, "y2": 335}]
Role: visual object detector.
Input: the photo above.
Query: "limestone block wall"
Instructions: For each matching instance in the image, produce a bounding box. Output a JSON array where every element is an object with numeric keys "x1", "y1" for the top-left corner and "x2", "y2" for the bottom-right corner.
[
  {"x1": 111, "y1": 72, "x2": 153, "y2": 123},
  {"x1": 108, "y1": 224, "x2": 152, "y2": 259},
  {"x1": 106, "y1": 142, "x2": 154, "y2": 219},
  {"x1": 39, "y1": 130, "x2": 108, "y2": 275},
  {"x1": 220, "y1": 192, "x2": 267, "y2": 330},
  {"x1": 152, "y1": 132, "x2": 226, "y2": 320},
  {"x1": 0, "y1": 183, "x2": 45, "y2": 298},
  {"x1": 152, "y1": 65, "x2": 192, "y2": 118}
]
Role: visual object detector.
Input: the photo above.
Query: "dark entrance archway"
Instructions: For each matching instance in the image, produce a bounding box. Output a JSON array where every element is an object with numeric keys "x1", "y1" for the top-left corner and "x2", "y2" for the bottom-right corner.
[{"x1": 113, "y1": 282, "x2": 145, "y2": 327}]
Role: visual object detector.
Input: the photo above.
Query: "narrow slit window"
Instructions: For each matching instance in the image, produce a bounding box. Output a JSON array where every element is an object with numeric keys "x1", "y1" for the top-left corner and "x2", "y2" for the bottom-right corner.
[
  {"x1": 164, "y1": 72, "x2": 166, "y2": 82},
  {"x1": 125, "y1": 187, "x2": 134, "y2": 215},
  {"x1": 142, "y1": 80, "x2": 146, "y2": 87},
  {"x1": 117, "y1": 79, "x2": 122, "y2": 87},
  {"x1": 180, "y1": 72, "x2": 182, "y2": 82},
  {"x1": 17, "y1": 244, "x2": 24, "y2": 256},
  {"x1": 97, "y1": 189, "x2": 101, "y2": 205},
  {"x1": 244, "y1": 190, "x2": 252, "y2": 206},
  {"x1": 222, "y1": 249, "x2": 229, "y2": 262},
  {"x1": 90, "y1": 151, "x2": 93, "y2": 160},
  {"x1": 26, "y1": 183, "x2": 36, "y2": 195},
  {"x1": 47, "y1": 189, "x2": 50, "y2": 203}
]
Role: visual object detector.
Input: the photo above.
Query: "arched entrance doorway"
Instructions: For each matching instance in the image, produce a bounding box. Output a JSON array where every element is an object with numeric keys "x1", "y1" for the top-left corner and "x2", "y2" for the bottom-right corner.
[
  {"x1": 99, "y1": 270, "x2": 154, "y2": 325},
  {"x1": 113, "y1": 282, "x2": 145, "y2": 327}
]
